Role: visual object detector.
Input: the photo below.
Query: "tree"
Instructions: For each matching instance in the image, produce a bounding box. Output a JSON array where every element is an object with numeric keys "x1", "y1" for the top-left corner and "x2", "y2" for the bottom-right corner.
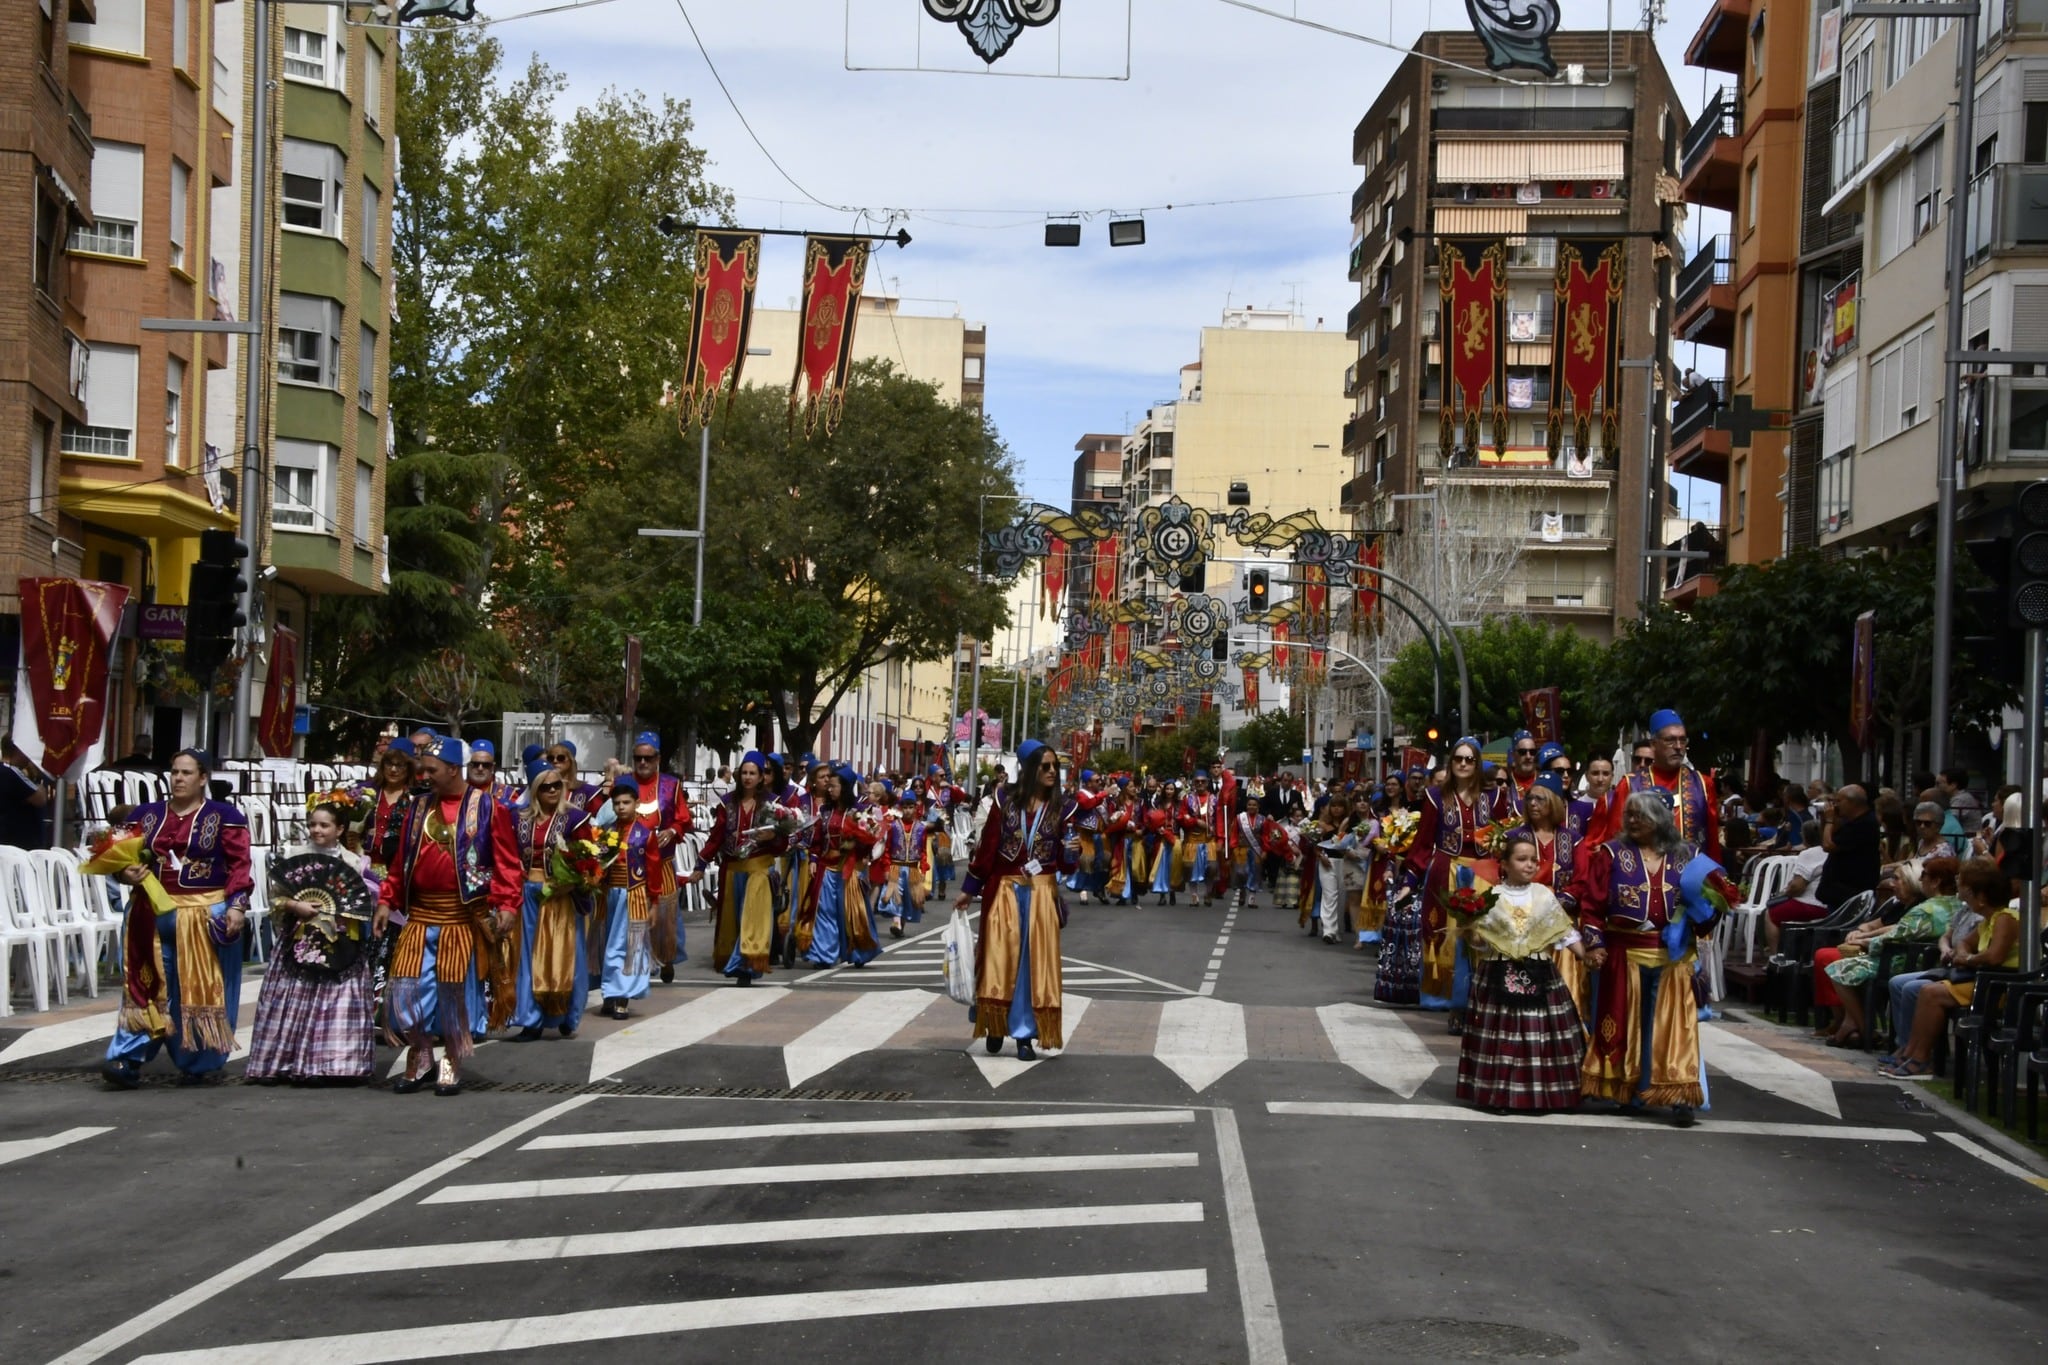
[
  {"x1": 1234, "y1": 709, "x2": 1305, "y2": 775},
  {"x1": 1089, "y1": 745, "x2": 1135, "y2": 775},
  {"x1": 522, "y1": 365, "x2": 1019, "y2": 758},
  {"x1": 1139, "y1": 709, "x2": 1220, "y2": 779},
  {"x1": 1384, "y1": 616, "x2": 1615, "y2": 757}
]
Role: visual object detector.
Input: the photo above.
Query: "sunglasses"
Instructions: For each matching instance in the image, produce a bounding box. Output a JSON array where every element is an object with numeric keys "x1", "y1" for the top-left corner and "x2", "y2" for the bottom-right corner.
[
  {"x1": 1451, "y1": 754, "x2": 1475, "y2": 763},
  {"x1": 1514, "y1": 747, "x2": 1537, "y2": 756},
  {"x1": 1914, "y1": 817, "x2": 1938, "y2": 826},
  {"x1": 468, "y1": 760, "x2": 495, "y2": 769},
  {"x1": 633, "y1": 752, "x2": 659, "y2": 761},
  {"x1": 534, "y1": 781, "x2": 564, "y2": 793},
  {"x1": 547, "y1": 752, "x2": 573, "y2": 763}
]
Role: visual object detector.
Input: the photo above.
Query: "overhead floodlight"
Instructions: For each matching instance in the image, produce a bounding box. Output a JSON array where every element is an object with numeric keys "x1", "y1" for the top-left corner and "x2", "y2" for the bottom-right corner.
[
  {"x1": 1108, "y1": 217, "x2": 1146, "y2": 247},
  {"x1": 1044, "y1": 221, "x2": 1082, "y2": 247}
]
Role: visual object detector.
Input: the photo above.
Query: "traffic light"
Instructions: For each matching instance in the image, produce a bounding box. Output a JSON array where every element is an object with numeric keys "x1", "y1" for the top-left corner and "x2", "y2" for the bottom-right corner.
[
  {"x1": 1211, "y1": 635, "x2": 1228, "y2": 661},
  {"x1": 185, "y1": 529, "x2": 248, "y2": 681},
  {"x1": 1962, "y1": 536, "x2": 2021, "y2": 689},
  {"x1": 1181, "y1": 562, "x2": 1206, "y2": 593},
  {"x1": 1247, "y1": 569, "x2": 1269, "y2": 610},
  {"x1": 1423, "y1": 714, "x2": 1444, "y2": 746},
  {"x1": 2010, "y1": 479, "x2": 2048, "y2": 628}
]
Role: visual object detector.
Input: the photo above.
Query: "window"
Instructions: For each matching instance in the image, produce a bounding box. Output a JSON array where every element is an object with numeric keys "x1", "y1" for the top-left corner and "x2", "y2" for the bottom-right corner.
[
  {"x1": 1884, "y1": 13, "x2": 1950, "y2": 88},
  {"x1": 358, "y1": 324, "x2": 377, "y2": 409},
  {"x1": 1869, "y1": 323, "x2": 1933, "y2": 443},
  {"x1": 2027, "y1": 103, "x2": 2048, "y2": 164},
  {"x1": 1528, "y1": 511, "x2": 1589, "y2": 535},
  {"x1": 72, "y1": 140, "x2": 142, "y2": 258},
  {"x1": 365, "y1": 41, "x2": 384, "y2": 127},
  {"x1": 1832, "y1": 42, "x2": 1873, "y2": 191},
  {"x1": 963, "y1": 354, "x2": 983, "y2": 382},
  {"x1": 1744, "y1": 161, "x2": 1760, "y2": 232},
  {"x1": 1733, "y1": 457, "x2": 1748, "y2": 531},
  {"x1": 283, "y1": 26, "x2": 329, "y2": 82},
  {"x1": 68, "y1": 0, "x2": 144, "y2": 54},
  {"x1": 169, "y1": 159, "x2": 190, "y2": 271},
  {"x1": 166, "y1": 354, "x2": 185, "y2": 456},
  {"x1": 172, "y1": 0, "x2": 190, "y2": 70},
  {"x1": 277, "y1": 292, "x2": 341, "y2": 388},
  {"x1": 60, "y1": 342, "x2": 139, "y2": 458},
  {"x1": 1910, "y1": 133, "x2": 1943, "y2": 240},
  {"x1": 282, "y1": 139, "x2": 344, "y2": 235},
  {"x1": 354, "y1": 462, "x2": 374, "y2": 544},
  {"x1": 1388, "y1": 360, "x2": 1400, "y2": 394},
  {"x1": 273, "y1": 440, "x2": 332, "y2": 531},
  {"x1": 28, "y1": 419, "x2": 50, "y2": 518},
  {"x1": 1739, "y1": 307, "x2": 1756, "y2": 376},
  {"x1": 359, "y1": 180, "x2": 380, "y2": 265},
  {"x1": 33, "y1": 186, "x2": 61, "y2": 297}
]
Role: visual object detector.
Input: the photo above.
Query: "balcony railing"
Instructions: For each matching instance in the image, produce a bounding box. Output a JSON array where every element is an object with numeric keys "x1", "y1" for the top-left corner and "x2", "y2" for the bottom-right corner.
[
  {"x1": 1519, "y1": 580, "x2": 1614, "y2": 610},
  {"x1": 1672, "y1": 379, "x2": 1729, "y2": 447},
  {"x1": 1339, "y1": 472, "x2": 1377, "y2": 512},
  {"x1": 1682, "y1": 87, "x2": 1741, "y2": 180},
  {"x1": 1432, "y1": 107, "x2": 1631, "y2": 133},
  {"x1": 1966, "y1": 164, "x2": 2048, "y2": 262},
  {"x1": 1341, "y1": 414, "x2": 1372, "y2": 451},
  {"x1": 1417, "y1": 445, "x2": 1614, "y2": 477},
  {"x1": 1346, "y1": 297, "x2": 1371, "y2": 339},
  {"x1": 1965, "y1": 375, "x2": 2048, "y2": 469},
  {"x1": 1677, "y1": 236, "x2": 1733, "y2": 314}
]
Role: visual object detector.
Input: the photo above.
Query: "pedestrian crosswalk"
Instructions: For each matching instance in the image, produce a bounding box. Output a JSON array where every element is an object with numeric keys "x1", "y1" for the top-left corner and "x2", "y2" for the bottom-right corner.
[
  {"x1": 116, "y1": 1099, "x2": 1241, "y2": 1364},
  {"x1": 792, "y1": 914, "x2": 1194, "y2": 996}
]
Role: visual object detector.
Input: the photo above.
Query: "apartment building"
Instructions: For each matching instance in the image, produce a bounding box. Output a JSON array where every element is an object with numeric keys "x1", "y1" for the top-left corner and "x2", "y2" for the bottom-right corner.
[
  {"x1": 1, "y1": 0, "x2": 95, "y2": 697},
  {"x1": 1670, "y1": 0, "x2": 1812, "y2": 598},
  {"x1": 1811, "y1": 3, "x2": 2048, "y2": 554},
  {"x1": 1343, "y1": 30, "x2": 1686, "y2": 642}
]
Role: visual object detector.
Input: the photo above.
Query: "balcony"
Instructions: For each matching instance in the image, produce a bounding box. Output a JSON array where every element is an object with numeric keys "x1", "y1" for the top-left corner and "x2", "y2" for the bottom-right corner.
[
  {"x1": 1431, "y1": 107, "x2": 1631, "y2": 134},
  {"x1": 1675, "y1": 236, "x2": 1735, "y2": 349},
  {"x1": 1523, "y1": 512, "x2": 1616, "y2": 547},
  {"x1": 1662, "y1": 522, "x2": 1727, "y2": 607},
  {"x1": 1348, "y1": 238, "x2": 1367, "y2": 282},
  {"x1": 1339, "y1": 471, "x2": 1376, "y2": 514},
  {"x1": 1685, "y1": 0, "x2": 1751, "y2": 74},
  {"x1": 1965, "y1": 163, "x2": 2048, "y2": 265},
  {"x1": 1965, "y1": 376, "x2": 2048, "y2": 474},
  {"x1": 1346, "y1": 297, "x2": 1371, "y2": 340},
  {"x1": 1670, "y1": 380, "x2": 1733, "y2": 481},
  {"x1": 1518, "y1": 580, "x2": 1615, "y2": 613},
  {"x1": 1418, "y1": 446, "x2": 1616, "y2": 483},
  {"x1": 1342, "y1": 414, "x2": 1372, "y2": 453},
  {"x1": 1351, "y1": 181, "x2": 1373, "y2": 220},
  {"x1": 1679, "y1": 87, "x2": 1742, "y2": 213}
]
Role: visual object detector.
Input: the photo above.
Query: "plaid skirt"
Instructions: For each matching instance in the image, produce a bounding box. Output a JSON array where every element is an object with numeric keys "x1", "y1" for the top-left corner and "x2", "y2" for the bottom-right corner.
[
  {"x1": 1372, "y1": 895, "x2": 1423, "y2": 1005},
  {"x1": 1455, "y1": 956, "x2": 1584, "y2": 1111},
  {"x1": 245, "y1": 957, "x2": 376, "y2": 1080}
]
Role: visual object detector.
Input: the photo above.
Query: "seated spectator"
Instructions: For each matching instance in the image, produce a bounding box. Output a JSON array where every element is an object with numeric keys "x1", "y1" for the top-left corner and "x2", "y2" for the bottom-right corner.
[
  {"x1": 1938, "y1": 767, "x2": 1979, "y2": 822},
  {"x1": 1763, "y1": 843, "x2": 1832, "y2": 953},
  {"x1": 1875, "y1": 793, "x2": 1913, "y2": 865},
  {"x1": 1772, "y1": 784, "x2": 1813, "y2": 850},
  {"x1": 1901, "y1": 801, "x2": 1954, "y2": 862},
  {"x1": 1813, "y1": 857, "x2": 1960, "y2": 1048},
  {"x1": 1878, "y1": 859, "x2": 2024, "y2": 1077}
]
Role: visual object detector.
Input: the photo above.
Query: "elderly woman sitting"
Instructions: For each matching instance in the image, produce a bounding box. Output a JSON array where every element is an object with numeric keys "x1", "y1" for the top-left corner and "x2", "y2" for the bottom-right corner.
[
  {"x1": 1811, "y1": 856, "x2": 1960, "y2": 1048},
  {"x1": 1877, "y1": 858, "x2": 2022, "y2": 1079}
]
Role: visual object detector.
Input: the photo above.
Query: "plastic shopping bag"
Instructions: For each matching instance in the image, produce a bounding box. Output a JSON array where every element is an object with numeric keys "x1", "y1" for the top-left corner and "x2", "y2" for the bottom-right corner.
[{"x1": 942, "y1": 907, "x2": 977, "y2": 1005}]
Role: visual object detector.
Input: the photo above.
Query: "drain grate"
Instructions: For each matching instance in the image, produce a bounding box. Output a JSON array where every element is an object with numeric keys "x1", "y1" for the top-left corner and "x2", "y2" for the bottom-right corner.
[
  {"x1": 1, "y1": 1066, "x2": 912, "y2": 1102},
  {"x1": 1341, "y1": 1319, "x2": 1579, "y2": 1360}
]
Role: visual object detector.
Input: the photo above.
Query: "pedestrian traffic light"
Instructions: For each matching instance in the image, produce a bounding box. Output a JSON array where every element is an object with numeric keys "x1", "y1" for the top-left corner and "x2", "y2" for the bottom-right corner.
[
  {"x1": 1182, "y1": 562, "x2": 1205, "y2": 593},
  {"x1": 1211, "y1": 635, "x2": 1229, "y2": 661},
  {"x1": 1247, "y1": 569, "x2": 1268, "y2": 610},
  {"x1": 2009, "y1": 479, "x2": 2048, "y2": 628},
  {"x1": 185, "y1": 528, "x2": 248, "y2": 681}
]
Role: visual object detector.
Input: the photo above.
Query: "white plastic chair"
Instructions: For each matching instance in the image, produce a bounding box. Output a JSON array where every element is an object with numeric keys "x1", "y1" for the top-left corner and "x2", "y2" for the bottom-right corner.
[
  {"x1": 0, "y1": 847, "x2": 66, "y2": 1015},
  {"x1": 245, "y1": 847, "x2": 271, "y2": 963},
  {"x1": 1730, "y1": 854, "x2": 1795, "y2": 964},
  {"x1": 77, "y1": 863, "x2": 127, "y2": 972},
  {"x1": 30, "y1": 849, "x2": 106, "y2": 997}
]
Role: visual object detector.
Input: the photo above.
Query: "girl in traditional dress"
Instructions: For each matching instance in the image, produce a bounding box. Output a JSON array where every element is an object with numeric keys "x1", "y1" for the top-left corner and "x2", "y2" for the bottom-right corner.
[
  {"x1": 1569, "y1": 755, "x2": 1615, "y2": 843},
  {"x1": 800, "y1": 765, "x2": 881, "y2": 967},
  {"x1": 870, "y1": 781, "x2": 909, "y2": 939},
  {"x1": 903, "y1": 792, "x2": 933, "y2": 913},
  {"x1": 956, "y1": 740, "x2": 1078, "y2": 1060},
  {"x1": 1512, "y1": 778, "x2": 1590, "y2": 1022},
  {"x1": 101, "y1": 749, "x2": 252, "y2": 1089},
  {"x1": 1456, "y1": 835, "x2": 1586, "y2": 1114},
  {"x1": 597, "y1": 780, "x2": 655, "y2": 1019},
  {"x1": 1402, "y1": 737, "x2": 1502, "y2": 1029},
  {"x1": 1345, "y1": 790, "x2": 1383, "y2": 946},
  {"x1": 683, "y1": 751, "x2": 789, "y2": 985},
  {"x1": 511, "y1": 763, "x2": 593, "y2": 1039},
  {"x1": 1144, "y1": 786, "x2": 1178, "y2": 905},
  {"x1": 246, "y1": 802, "x2": 378, "y2": 1083}
]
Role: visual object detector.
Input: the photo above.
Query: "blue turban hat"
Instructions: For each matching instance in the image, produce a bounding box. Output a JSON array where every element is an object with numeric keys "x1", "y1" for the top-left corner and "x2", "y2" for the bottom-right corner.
[
  {"x1": 388, "y1": 737, "x2": 416, "y2": 758},
  {"x1": 559, "y1": 740, "x2": 578, "y2": 758},
  {"x1": 1649, "y1": 708, "x2": 1684, "y2": 735},
  {"x1": 739, "y1": 749, "x2": 767, "y2": 771},
  {"x1": 470, "y1": 738, "x2": 496, "y2": 761},
  {"x1": 1535, "y1": 771, "x2": 1568, "y2": 799},
  {"x1": 1537, "y1": 742, "x2": 1566, "y2": 767},
  {"x1": 524, "y1": 757, "x2": 551, "y2": 783},
  {"x1": 521, "y1": 743, "x2": 543, "y2": 765},
  {"x1": 633, "y1": 731, "x2": 661, "y2": 752},
  {"x1": 431, "y1": 735, "x2": 465, "y2": 766}
]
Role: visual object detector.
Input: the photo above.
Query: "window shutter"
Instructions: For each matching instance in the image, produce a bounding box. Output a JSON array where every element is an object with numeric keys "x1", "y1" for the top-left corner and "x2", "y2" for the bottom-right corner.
[{"x1": 91, "y1": 141, "x2": 144, "y2": 224}]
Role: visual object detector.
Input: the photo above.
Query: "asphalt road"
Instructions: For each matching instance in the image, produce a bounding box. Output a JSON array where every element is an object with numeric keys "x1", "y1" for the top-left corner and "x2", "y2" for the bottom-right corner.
[{"x1": 4, "y1": 881, "x2": 2047, "y2": 1364}]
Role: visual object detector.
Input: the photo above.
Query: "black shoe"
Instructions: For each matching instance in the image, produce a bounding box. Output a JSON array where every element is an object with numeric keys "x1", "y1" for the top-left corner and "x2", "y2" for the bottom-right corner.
[
  {"x1": 733, "y1": 973, "x2": 753, "y2": 987},
  {"x1": 986, "y1": 1034, "x2": 1003, "y2": 1054},
  {"x1": 889, "y1": 922, "x2": 904, "y2": 939},
  {"x1": 516, "y1": 1025, "x2": 545, "y2": 1041},
  {"x1": 1671, "y1": 1105, "x2": 1697, "y2": 1129},
  {"x1": 393, "y1": 1070, "x2": 434, "y2": 1095},
  {"x1": 1169, "y1": 892, "x2": 1178, "y2": 905},
  {"x1": 434, "y1": 1057, "x2": 463, "y2": 1097},
  {"x1": 1447, "y1": 1011, "x2": 1466, "y2": 1037},
  {"x1": 1016, "y1": 1040, "x2": 1036, "y2": 1061},
  {"x1": 559, "y1": 1024, "x2": 577, "y2": 1039},
  {"x1": 1155, "y1": 893, "x2": 1167, "y2": 906},
  {"x1": 1323, "y1": 934, "x2": 1338, "y2": 944},
  {"x1": 101, "y1": 1060, "x2": 141, "y2": 1090},
  {"x1": 660, "y1": 964, "x2": 674, "y2": 984}
]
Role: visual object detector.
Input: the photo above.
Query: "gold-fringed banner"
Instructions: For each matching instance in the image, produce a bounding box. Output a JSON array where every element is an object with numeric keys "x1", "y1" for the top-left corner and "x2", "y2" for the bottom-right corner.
[
  {"x1": 1550, "y1": 239, "x2": 1625, "y2": 459},
  {"x1": 1439, "y1": 239, "x2": 1506, "y2": 458},
  {"x1": 790, "y1": 234, "x2": 870, "y2": 435},
  {"x1": 679, "y1": 230, "x2": 761, "y2": 428}
]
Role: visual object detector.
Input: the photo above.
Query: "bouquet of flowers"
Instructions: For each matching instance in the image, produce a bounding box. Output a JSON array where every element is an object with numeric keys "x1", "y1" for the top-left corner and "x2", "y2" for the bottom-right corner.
[
  {"x1": 545, "y1": 836, "x2": 613, "y2": 898},
  {"x1": 80, "y1": 824, "x2": 174, "y2": 913},
  {"x1": 1477, "y1": 816, "x2": 1522, "y2": 857},
  {"x1": 1442, "y1": 883, "x2": 1496, "y2": 925},
  {"x1": 743, "y1": 802, "x2": 814, "y2": 849},
  {"x1": 1376, "y1": 808, "x2": 1421, "y2": 856}
]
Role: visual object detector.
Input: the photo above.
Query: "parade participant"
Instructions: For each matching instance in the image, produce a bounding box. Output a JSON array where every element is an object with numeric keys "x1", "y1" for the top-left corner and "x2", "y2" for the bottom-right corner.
[
  {"x1": 957, "y1": 740, "x2": 1079, "y2": 1059},
  {"x1": 801, "y1": 765, "x2": 881, "y2": 967},
  {"x1": 1233, "y1": 793, "x2": 1265, "y2": 909},
  {"x1": 1513, "y1": 777, "x2": 1589, "y2": 1021},
  {"x1": 869, "y1": 780, "x2": 909, "y2": 938},
  {"x1": 375, "y1": 736, "x2": 521, "y2": 1096},
  {"x1": 363, "y1": 742, "x2": 414, "y2": 872},
  {"x1": 1587, "y1": 710, "x2": 1721, "y2": 861},
  {"x1": 100, "y1": 749, "x2": 254, "y2": 1088},
  {"x1": 1344, "y1": 788, "x2": 1382, "y2": 945},
  {"x1": 1567, "y1": 791, "x2": 1732, "y2": 1126},
  {"x1": 902, "y1": 791, "x2": 933, "y2": 914},
  {"x1": 1065, "y1": 769, "x2": 1109, "y2": 904},
  {"x1": 1147, "y1": 782, "x2": 1179, "y2": 905},
  {"x1": 1570, "y1": 755, "x2": 1616, "y2": 843},
  {"x1": 610, "y1": 732, "x2": 693, "y2": 982},
  {"x1": 1261, "y1": 810, "x2": 1303, "y2": 919},
  {"x1": 1401, "y1": 737, "x2": 1502, "y2": 1028},
  {"x1": 1499, "y1": 732, "x2": 1540, "y2": 817},
  {"x1": 1210, "y1": 758, "x2": 1240, "y2": 905},
  {"x1": 594, "y1": 779, "x2": 659, "y2": 1016},
  {"x1": 510, "y1": 763, "x2": 593, "y2": 1039},
  {"x1": 466, "y1": 740, "x2": 505, "y2": 802},
  {"x1": 543, "y1": 740, "x2": 602, "y2": 810},
  {"x1": 1456, "y1": 834, "x2": 1586, "y2": 1114},
  {"x1": 1174, "y1": 772, "x2": 1223, "y2": 904},
  {"x1": 245, "y1": 801, "x2": 377, "y2": 1083},
  {"x1": 1304, "y1": 800, "x2": 1355, "y2": 944},
  {"x1": 1103, "y1": 782, "x2": 1140, "y2": 905},
  {"x1": 683, "y1": 751, "x2": 788, "y2": 984}
]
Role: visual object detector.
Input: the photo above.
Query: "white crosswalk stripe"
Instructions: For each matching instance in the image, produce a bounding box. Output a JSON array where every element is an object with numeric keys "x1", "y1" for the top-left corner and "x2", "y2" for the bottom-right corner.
[
  {"x1": 0, "y1": 1125, "x2": 113, "y2": 1168},
  {"x1": 115, "y1": 1101, "x2": 1230, "y2": 1363},
  {"x1": 782, "y1": 988, "x2": 937, "y2": 1086},
  {"x1": 968, "y1": 992, "x2": 1093, "y2": 1087},
  {"x1": 788, "y1": 915, "x2": 1190, "y2": 995}
]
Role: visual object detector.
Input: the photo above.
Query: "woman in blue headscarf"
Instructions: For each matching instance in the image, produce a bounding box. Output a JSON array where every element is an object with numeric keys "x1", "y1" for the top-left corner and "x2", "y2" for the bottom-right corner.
[
  {"x1": 799, "y1": 764, "x2": 881, "y2": 967},
  {"x1": 682, "y1": 751, "x2": 788, "y2": 985},
  {"x1": 955, "y1": 741, "x2": 1079, "y2": 1060}
]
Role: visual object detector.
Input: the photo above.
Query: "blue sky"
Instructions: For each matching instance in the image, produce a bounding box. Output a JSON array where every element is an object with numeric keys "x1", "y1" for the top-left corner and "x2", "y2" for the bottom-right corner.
[{"x1": 477, "y1": 0, "x2": 1724, "y2": 519}]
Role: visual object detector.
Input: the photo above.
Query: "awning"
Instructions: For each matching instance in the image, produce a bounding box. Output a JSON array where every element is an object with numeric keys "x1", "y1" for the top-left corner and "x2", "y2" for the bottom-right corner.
[
  {"x1": 1819, "y1": 136, "x2": 1908, "y2": 217},
  {"x1": 1437, "y1": 141, "x2": 1626, "y2": 184},
  {"x1": 1430, "y1": 206, "x2": 1528, "y2": 238}
]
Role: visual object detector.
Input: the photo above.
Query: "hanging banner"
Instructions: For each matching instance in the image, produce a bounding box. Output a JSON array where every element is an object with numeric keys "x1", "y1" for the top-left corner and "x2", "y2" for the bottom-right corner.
[
  {"x1": 1272, "y1": 619, "x2": 1290, "y2": 671},
  {"x1": 1043, "y1": 538, "x2": 1067, "y2": 618},
  {"x1": 1307, "y1": 646, "x2": 1328, "y2": 689},
  {"x1": 1850, "y1": 611, "x2": 1877, "y2": 750},
  {"x1": 258, "y1": 627, "x2": 300, "y2": 759},
  {"x1": 1354, "y1": 538, "x2": 1382, "y2": 629},
  {"x1": 13, "y1": 577, "x2": 129, "y2": 779},
  {"x1": 1439, "y1": 239, "x2": 1506, "y2": 458},
  {"x1": 790, "y1": 234, "x2": 871, "y2": 435},
  {"x1": 1110, "y1": 621, "x2": 1132, "y2": 675},
  {"x1": 1520, "y1": 685, "x2": 1562, "y2": 746},
  {"x1": 1550, "y1": 239, "x2": 1626, "y2": 460},
  {"x1": 678, "y1": 230, "x2": 762, "y2": 428},
  {"x1": 1299, "y1": 563, "x2": 1330, "y2": 640},
  {"x1": 1241, "y1": 667, "x2": 1261, "y2": 713},
  {"x1": 1092, "y1": 534, "x2": 1119, "y2": 618},
  {"x1": 1401, "y1": 745, "x2": 1432, "y2": 773}
]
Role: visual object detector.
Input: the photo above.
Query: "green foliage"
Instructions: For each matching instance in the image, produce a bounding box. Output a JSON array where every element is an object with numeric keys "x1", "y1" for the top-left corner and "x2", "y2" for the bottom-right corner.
[
  {"x1": 1233, "y1": 709, "x2": 1306, "y2": 775},
  {"x1": 1089, "y1": 746, "x2": 1135, "y2": 776},
  {"x1": 1139, "y1": 709, "x2": 1221, "y2": 779},
  {"x1": 978, "y1": 667, "x2": 1049, "y2": 748},
  {"x1": 1382, "y1": 617, "x2": 1615, "y2": 758}
]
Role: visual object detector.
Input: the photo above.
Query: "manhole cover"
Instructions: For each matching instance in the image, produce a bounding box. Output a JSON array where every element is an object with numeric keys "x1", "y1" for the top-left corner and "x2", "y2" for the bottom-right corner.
[{"x1": 1342, "y1": 1318, "x2": 1579, "y2": 1359}]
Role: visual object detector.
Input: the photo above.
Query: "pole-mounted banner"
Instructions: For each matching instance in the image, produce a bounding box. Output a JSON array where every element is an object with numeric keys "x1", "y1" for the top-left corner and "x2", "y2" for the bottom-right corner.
[
  {"x1": 14, "y1": 577, "x2": 128, "y2": 779},
  {"x1": 791, "y1": 235, "x2": 871, "y2": 435},
  {"x1": 257, "y1": 627, "x2": 299, "y2": 758},
  {"x1": 679, "y1": 230, "x2": 761, "y2": 428}
]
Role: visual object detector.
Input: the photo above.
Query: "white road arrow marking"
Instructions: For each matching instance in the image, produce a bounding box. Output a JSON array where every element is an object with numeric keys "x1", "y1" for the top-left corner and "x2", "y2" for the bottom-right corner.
[
  {"x1": 1153, "y1": 996, "x2": 1247, "y2": 1093},
  {"x1": 967, "y1": 992, "x2": 1092, "y2": 1088},
  {"x1": 1699, "y1": 1023, "x2": 1842, "y2": 1119},
  {"x1": 1316, "y1": 1002, "x2": 1439, "y2": 1098}
]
